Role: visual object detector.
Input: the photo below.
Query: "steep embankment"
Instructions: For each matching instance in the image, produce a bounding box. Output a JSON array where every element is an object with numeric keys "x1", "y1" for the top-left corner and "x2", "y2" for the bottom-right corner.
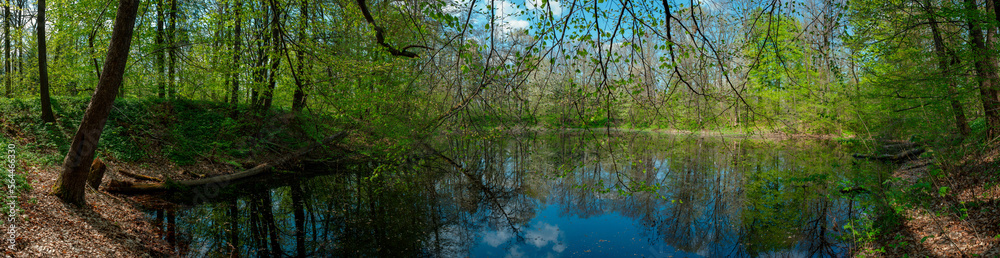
[
  {"x1": 0, "y1": 97, "x2": 344, "y2": 256},
  {"x1": 857, "y1": 148, "x2": 1000, "y2": 257}
]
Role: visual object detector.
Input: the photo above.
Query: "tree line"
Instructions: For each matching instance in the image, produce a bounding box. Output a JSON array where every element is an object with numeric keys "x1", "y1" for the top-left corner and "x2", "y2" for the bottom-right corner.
[{"x1": 0, "y1": 0, "x2": 995, "y2": 203}]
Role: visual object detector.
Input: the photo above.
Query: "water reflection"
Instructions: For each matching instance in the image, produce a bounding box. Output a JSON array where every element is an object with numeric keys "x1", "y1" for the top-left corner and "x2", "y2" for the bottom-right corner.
[{"x1": 146, "y1": 132, "x2": 867, "y2": 257}]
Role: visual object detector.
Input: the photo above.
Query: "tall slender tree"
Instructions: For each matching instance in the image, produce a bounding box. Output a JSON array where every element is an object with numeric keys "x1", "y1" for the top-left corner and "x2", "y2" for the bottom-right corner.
[
  {"x1": 291, "y1": 0, "x2": 309, "y2": 112},
  {"x1": 4, "y1": 3, "x2": 10, "y2": 97},
  {"x1": 50, "y1": 0, "x2": 141, "y2": 205},
  {"x1": 262, "y1": 0, "x2": 282, "y2": 111},
  {"x1": 38, "y1": 0, "x2": 55, "y2": 123},
  {"x1": 157, "y1": 0, "x2": 165, "y2": 98},
  {"x1": 230, "y1": 0, "x2": 242, "y2": 105},
  {"x1": 966, "y1": 0, "x2": 1000, "y2": 140},
  {"x1": 168, "y1": 0, "x2": 177, "y2": 98},
  {"x1": 925, "y1": 0, "x2": 970, "y2": 136}
]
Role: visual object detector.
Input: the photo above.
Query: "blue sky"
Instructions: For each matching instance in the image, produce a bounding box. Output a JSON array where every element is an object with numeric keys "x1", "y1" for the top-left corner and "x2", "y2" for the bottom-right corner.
[
  {"x1": 443, "y1": 0, "x2": 565, "y2": 34},
  {"x1": 442, "y1": 0, "x2": 723, "y2": 36}
]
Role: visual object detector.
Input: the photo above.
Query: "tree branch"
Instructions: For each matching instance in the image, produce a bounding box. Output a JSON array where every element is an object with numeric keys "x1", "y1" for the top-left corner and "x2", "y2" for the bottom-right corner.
[{"x1": 355, "y1": 0, "x2": 426, "y2": 58}]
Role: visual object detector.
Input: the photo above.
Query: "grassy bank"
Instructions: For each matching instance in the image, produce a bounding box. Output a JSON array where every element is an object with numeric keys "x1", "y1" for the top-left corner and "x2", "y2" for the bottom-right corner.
[{"x1": 1, "y1": 96, "x2": 343, "y2": 167}]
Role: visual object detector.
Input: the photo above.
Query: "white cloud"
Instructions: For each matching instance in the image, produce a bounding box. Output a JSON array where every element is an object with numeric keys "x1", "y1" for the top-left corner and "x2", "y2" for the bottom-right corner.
[
  {"x1": 443, "y1": 0, "x2": 533, "y2": 34},
  {"x1": 486, "y1": 223, "x2": 567, "y2": 256},
  {"x1": 506, "y1": 245, "x2": 525, "y2": 258},
  {"x1": 496, "y1": 0, "x2": 520, "y2": 17},
  {"x1": 443, "y1": 0, "x2": 469, "y2": 14},
  {"x1": 697, "y1": 0, "x2": 720, "y2": 11},
  {"x1": 495, "y1": 1, "x2": 530, "y2": 32},
  {"x1": 526, "y1": 0, "x2": 562, "y2": 16},
  {"x1": 524, "y1": 222, "x2": 564, "y2": 252},
  {"x1": 553, "y1": 243, "x2": 567, "y2": 252},
  {"x1": 484, "y1": 230, "x2": 513, "y2": 247},
  {"x1": 507, "y1": 20, "x2": 530, "y2": 30}
]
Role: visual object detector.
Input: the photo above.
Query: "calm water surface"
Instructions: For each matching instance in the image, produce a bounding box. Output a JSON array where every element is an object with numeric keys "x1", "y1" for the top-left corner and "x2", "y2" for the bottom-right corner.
[{"x1": 146, "y1": 132, "x2": 872, "y2": 257}]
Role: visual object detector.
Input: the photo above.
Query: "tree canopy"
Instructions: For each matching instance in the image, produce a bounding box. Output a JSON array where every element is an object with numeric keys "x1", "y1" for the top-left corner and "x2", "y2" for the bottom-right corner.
[{"x1": 0, "y1": 0, "x2": 997, "y2": 204}]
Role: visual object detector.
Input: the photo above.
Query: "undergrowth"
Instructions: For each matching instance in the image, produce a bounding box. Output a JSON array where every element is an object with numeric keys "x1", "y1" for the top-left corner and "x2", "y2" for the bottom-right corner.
[
  {"x1": 843, "y1": 117, "x2": 1000, "y2": 256},
  {"x1": 0, "y1": 96, "x2": 341, "y2": 170}
]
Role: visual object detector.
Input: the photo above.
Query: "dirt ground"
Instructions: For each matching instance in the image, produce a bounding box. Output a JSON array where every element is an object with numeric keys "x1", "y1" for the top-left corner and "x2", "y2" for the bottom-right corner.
[
  {"x1": 2, "y1": 164, "x2": 174, "y2": 257},
  {"x1": 860, "y1": 149, "x2": 1000, "y2": 257}
]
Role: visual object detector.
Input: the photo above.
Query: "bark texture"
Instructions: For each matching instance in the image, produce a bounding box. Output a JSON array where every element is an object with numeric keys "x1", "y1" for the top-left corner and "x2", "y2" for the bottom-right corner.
[
  {"x1": 38, "y1": 0, "x2": 55, "y2": 123},
  {"x1": 51, "y1": 0, "x2": 140, "y2": 205}
]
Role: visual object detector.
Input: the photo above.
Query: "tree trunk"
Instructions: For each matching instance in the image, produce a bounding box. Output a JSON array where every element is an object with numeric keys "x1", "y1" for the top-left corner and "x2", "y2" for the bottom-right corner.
[
  {"x1": 252, "y1": 31, "x2": 266, "y2": 111},
  {"x1": 927, "y1": 0, "x2": 971, "y2": 137},
  {"x1": 250, "y1": 194, "x2": 267, "y2": 257},
  {"x1": 291, "y1": 180, "x2": 306, "y2": 257},
  {"x1": 166, "y1": 208, "x2": 177, "y2": 246},
  {"x1": 263, "y1": 0, "x2": 281, "y2": 112},
  {"x1": 968, "y1": 0, "x2": 1000, "y2": 140},
  {"x1": 989, "y1": 0, "x2": 1000, "y2": 139},
  {"x1": 156, "y1": 0, "x2": 165, "y2": 98},
  {"x1": 291, "y1": 0, "x2": 309, "y2": 112},
  {"x1": 4, "y1": 3, "x2": 10, "y2": 97},
  {"x1": 90, "y1": 33, "x2": 101, "y2": 80},
  {"x1": 987, "y1": 1, "x2": 1000, "y2": 140},
  {"x1": 229, "y1": 198, "x2": 239, "y2": 255},
  {"x1": 50, "y1": 0, "x2": 140, "y2": 205},
  {"x1": 154, "y1": 209, "x2": 164, "y2": 232},
  {"x1": 167, "y1": 0, "x2": 177, "y2": 99},
  {"x1": 38, "y1": 0, "x2": 55, "y2": 123},
  {"x1": 168, "y1": 0, "x2": 177, "y2": 99},
  {"x1": 230, "y1": 0, "x2": 242, "y2": 105},
  {"x1": 15, "y1": 0, "x2": 23, "y2": 91},
  {"x1": 262, "y1": 190, "x2": 281, "y2": 257}
]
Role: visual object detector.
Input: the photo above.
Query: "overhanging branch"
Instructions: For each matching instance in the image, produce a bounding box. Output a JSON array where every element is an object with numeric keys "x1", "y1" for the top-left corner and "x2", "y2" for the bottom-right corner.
[{"x1": 355, "y1": 0, "x2": 430, "y2": 58}]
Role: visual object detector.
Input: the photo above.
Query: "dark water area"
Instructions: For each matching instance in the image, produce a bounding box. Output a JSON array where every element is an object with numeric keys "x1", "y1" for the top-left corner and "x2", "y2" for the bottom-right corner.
[{"x1": 145, "y1": 132, "x2": 877, "y2": 257}]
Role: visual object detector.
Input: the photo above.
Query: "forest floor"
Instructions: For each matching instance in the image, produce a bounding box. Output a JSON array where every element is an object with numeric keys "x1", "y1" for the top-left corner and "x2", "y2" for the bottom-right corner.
[
  {"x1": 9, "y1": 132, "x2": 265, "y2": 257},
  {"x1": 12, "y1": 164, "x2": 175, "y2": 257},
  {"x1": 860, "y1": 148, "x2": 1000, "y2": 257},
  {"x1": 0, "y1": 97, "x2": 338, "y2": 257}
]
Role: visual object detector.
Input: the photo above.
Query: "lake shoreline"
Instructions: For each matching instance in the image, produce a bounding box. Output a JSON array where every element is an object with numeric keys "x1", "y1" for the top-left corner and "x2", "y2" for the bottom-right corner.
[
  {"x1": 855, "y1": 149, "x2": 1000, "y2": 257},
  {"x1": 460, "y1": 125, "x2": 850, "y2": 140}
]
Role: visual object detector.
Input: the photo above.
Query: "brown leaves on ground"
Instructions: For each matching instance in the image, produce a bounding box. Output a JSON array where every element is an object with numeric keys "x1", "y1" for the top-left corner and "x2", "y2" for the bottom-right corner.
[
  {"x1": 1, "y1": 165, "x2": 174, "y2": 257},
  {"x1": 862, "y1": 148, "x2": 1000, "y2": 257}
]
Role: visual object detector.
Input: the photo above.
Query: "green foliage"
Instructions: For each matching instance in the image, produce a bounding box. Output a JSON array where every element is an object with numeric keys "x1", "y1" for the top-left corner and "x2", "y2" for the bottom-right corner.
[
  {"x1": 101, "y1": 98, "x2": 161, "y2": 162},
  {"x1": 164, "y1": 100, "x2": 245, "y2": 165},
  {"x1": 0, "y1": 97, "x2": 340, "y2": 172}
]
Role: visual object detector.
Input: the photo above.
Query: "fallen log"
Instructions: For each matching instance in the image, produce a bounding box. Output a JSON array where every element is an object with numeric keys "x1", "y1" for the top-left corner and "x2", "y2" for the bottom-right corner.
[
  {"x1": 852, "y1": 147, "x2": 925, "y2": 162},
  {"x1": 105, "y1": 131, "x2": 347, "y2": 193},
  {"x1": 118, "y1": 170, "x2": 163, "y2": 182},
  {"x1": 181, "y1": 169, "x2": 206, "y2": 178},
  {"x1": 883, "y1": 142, "x2": 919, "y2": 150}
]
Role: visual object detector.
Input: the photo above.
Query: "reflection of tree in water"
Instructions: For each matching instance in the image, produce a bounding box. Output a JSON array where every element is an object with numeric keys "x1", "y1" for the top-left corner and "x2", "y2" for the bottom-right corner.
[
  {"x1": 423, "y1": 133, "x2": 545, "y2": 254},
  {"x1": 732, "y1": 140, "x2": 855, "y2": 257},
  {"x1": 155, "y1": 132, "x2": 862, "y2": 257},
  {"x1": 539, "y1": 133, "x2": 857, "y2": 257},
  {"x1": 154, "y1": 161, "x2": 443, "y2": 257}
]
